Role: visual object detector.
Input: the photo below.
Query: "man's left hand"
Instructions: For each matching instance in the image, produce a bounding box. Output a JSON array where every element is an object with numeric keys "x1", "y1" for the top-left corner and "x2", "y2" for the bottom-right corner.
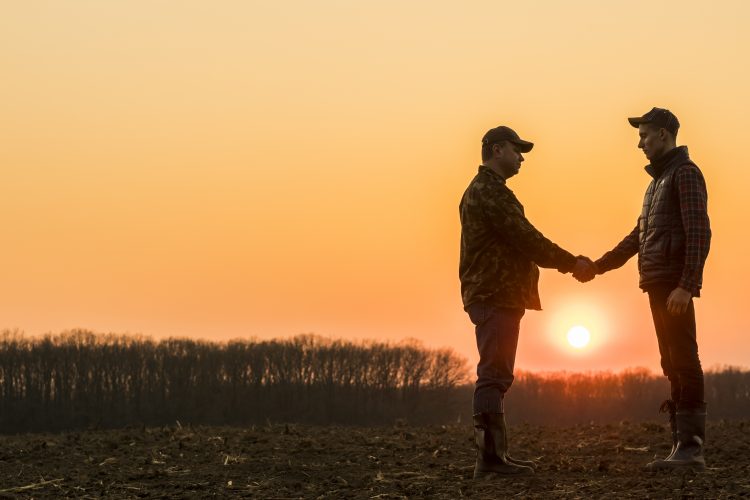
[{"x1": 666, "y1": 287, "x2": 692, "y2": 315}]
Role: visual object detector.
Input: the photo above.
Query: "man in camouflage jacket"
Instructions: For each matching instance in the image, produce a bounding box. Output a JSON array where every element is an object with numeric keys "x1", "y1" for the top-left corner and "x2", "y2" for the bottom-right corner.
[{"x1": 459, "y1": 125, "x2": 593, "y2": 478}]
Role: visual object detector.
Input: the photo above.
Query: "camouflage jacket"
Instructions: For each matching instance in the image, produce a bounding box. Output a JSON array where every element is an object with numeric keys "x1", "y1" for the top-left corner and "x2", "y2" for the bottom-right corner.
[{"x1": 459, "y1": 166, "x2": 577, "y2": 310}]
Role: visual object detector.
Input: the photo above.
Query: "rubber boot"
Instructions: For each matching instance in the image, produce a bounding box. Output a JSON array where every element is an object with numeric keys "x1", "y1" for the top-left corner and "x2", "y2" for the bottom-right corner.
[
  {"x1": 645, "y1": 400, "x2": 677, "y2": 469},
  {"x1": 500, "y1": 413, "x2": 537, "y2": 469},
  {"x1": 647, "y1": 404, "x2": 706, "y2": 471},
  {"x1": 473, "y1": 413, "x2": 534, "y2": 479}
]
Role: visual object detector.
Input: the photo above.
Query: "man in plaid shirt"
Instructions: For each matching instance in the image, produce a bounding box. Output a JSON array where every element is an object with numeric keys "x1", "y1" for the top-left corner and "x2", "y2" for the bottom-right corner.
[{"x1": 576, "y1": 107, "x2": 711, "y2": 471}]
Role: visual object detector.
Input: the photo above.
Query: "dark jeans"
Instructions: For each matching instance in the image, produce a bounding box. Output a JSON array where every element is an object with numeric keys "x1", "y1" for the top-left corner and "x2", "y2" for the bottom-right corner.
[
  {"x1": 466, "y1": 301, "x2": 525, "y2": 414},
  {"x1": 648, "y1": 285, "x2": 705, "y2": 409}
]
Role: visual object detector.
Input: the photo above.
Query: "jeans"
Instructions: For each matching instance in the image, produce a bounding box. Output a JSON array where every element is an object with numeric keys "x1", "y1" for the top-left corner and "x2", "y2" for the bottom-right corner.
[
  {"x1": 466, "y1": 301, "x2": 525, "y2": 414},
  {"x1": 648, "y1": 285, "x2": 705, "y2": 409}
]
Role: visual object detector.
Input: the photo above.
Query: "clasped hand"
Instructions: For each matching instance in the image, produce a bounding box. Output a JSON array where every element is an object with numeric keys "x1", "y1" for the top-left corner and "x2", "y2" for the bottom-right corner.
[{"x1": 572, "y1": 256, "x2": 598, "y2": 283}]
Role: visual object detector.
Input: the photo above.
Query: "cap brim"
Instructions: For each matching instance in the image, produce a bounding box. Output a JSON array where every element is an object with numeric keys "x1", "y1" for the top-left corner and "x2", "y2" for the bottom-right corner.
[
  {"x1": 628, "y1": 117, "x2": 648, "y2": 128},
  {"x1": 511, "y1": 140, "x2": 534, "y2": 153}
]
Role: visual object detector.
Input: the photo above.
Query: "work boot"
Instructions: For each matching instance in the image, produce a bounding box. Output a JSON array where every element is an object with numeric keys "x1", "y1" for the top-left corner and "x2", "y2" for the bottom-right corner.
[
  {"x1": 645, "y1": 399, "x2": 677, "y2": 469},
  {"x1": 500, "y1": 413, "x2": 537, "y2": 469},
  {"x1": 646, "y1": 404, "x2": 706, "y2": 471},
  {"x1": 473, "y1": 413, "x2": 534, "y2": 479}
]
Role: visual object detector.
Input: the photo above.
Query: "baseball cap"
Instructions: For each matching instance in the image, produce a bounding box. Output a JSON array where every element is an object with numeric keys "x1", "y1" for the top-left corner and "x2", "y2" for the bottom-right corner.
[
  {"x1": 628, "y1": 107, "x2": 680, "y2": 135},
  {"x1": 481, "y1": 126, "x2": 534, "y2": 153}
]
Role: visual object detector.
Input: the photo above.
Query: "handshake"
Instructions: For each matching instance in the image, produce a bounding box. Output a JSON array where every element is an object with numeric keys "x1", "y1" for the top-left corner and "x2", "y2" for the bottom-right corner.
[{"x1": 571, "y1": 256, "x2": 599, "y2": 283}]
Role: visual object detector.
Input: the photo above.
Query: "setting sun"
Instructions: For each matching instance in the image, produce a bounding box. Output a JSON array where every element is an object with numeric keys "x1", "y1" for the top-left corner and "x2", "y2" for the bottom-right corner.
[{"x1": 567, "y1": 326, "x2": 591, "y2": 349}]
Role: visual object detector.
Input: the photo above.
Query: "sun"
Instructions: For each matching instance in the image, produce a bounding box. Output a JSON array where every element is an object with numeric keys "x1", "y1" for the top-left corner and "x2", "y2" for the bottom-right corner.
[{"x1": 567, "y1": 326, "x2": 591, "y2": 349}]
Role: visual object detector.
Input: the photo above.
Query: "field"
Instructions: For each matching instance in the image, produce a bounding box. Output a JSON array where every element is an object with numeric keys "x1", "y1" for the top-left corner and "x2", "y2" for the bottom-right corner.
[{"x1": 0, "y1": 420, "x2": 748, "y2": 498}]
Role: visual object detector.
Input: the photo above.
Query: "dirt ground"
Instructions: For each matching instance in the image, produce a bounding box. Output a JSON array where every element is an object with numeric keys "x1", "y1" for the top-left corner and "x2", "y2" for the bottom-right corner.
[{"x1": 0, "y1": 419, "x2": 748, "y2": 498}]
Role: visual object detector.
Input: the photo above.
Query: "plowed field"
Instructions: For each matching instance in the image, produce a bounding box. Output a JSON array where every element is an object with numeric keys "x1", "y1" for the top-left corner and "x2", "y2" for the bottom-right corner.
[{"x1": 1, "y1": 420, "x2": 747, "y2": 498}]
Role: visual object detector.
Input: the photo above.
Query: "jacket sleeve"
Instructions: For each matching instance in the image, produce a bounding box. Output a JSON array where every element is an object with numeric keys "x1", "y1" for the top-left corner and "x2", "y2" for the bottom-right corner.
[
  {"x1": 595, "y1": 224, "x2": 639, "y2": 273},
  {"x1": 675, "y1": 165, "x2": 711, "y2": 295},
  {"x1": 480, "y1": 189, "x2": 577, "y2": 272}
]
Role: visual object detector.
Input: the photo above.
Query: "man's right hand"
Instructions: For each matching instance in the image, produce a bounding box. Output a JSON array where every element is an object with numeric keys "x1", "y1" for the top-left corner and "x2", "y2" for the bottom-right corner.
[{"x1": 572, "y1": 257, "x2": 598, "y2": 283}]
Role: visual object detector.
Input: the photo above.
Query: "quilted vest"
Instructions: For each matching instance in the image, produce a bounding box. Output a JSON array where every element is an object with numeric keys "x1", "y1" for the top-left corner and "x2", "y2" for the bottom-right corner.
[{"x1": 637, "y1": 146, "x2": 695, "y2": 289}]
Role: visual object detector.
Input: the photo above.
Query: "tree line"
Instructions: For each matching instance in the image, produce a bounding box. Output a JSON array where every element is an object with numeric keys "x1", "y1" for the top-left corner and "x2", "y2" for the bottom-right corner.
[
  {"x1": 0, "y1": 329, "x2": 747, "y2": 433},
  {"x1": 0, "y1": 330, "x2": 468, "y2": 433},
  {"x1": 502, "y1": 368, "x2": 750, "y2": 425}
]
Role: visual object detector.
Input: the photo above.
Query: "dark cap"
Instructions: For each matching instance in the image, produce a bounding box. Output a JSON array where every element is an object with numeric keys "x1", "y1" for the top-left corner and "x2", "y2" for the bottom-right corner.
[
  {"x1": 628, "y1": 107, "x2": 680, "y2": 135},
  {"x1": 481, "y1": 126, "x2": 534, "y2": 153}
]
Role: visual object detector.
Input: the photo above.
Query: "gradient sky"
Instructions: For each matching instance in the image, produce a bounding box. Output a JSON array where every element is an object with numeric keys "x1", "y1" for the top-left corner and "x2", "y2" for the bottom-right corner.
[{"x1": 2, "y1": 1, "x2": 749, "y2": 373}]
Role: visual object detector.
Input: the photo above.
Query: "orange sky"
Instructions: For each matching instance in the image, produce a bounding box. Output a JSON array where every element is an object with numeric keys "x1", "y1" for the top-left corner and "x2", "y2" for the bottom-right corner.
[{"x1": 1, "y1": 1, "x2": 748, "y2": 373}]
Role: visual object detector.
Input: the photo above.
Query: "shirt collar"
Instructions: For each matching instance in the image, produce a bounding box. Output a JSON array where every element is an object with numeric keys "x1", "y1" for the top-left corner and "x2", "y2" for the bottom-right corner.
[
  {"x1": 478, "y1": 164, "x2": 507, "y2": 183},
  {"x1": 645, "y1": 146, "x2": 689, "y2": 179}
]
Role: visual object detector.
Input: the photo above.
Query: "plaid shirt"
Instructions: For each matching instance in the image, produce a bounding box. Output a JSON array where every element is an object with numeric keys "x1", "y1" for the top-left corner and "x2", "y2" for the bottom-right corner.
[
  {"x1": 596, "y1": 147, "x2": 710, "y2": 296},
  {"x1": 674, "y1": 163, "x2": 711, "y2": 294}
]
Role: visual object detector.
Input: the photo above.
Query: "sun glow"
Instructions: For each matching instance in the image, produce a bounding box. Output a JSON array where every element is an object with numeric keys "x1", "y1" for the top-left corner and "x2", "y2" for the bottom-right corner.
[
  {"x1": 545, "y1": 296, "x2": 612, "y2": 357},
  {"x1": 567, "y1": 326, "x2": 591, "y2": 349}
]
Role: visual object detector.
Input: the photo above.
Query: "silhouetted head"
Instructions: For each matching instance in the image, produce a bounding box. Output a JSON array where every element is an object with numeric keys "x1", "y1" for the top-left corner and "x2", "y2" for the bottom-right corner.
[
  {"x1": 628, "y1": 108, "x2": 679, "y2": 161},
  {"x1": 481, "y1": 126, "x2": 533, "y2": 179}
]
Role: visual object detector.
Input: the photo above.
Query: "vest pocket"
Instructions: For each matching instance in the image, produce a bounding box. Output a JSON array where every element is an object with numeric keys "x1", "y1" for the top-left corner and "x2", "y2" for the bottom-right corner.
[
  {"x1": 661, "y1": 233, "x2": 671, "y2": 257},
  {"x1": 668, "y1": 232, "x2": 685, "y2": 259}
]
